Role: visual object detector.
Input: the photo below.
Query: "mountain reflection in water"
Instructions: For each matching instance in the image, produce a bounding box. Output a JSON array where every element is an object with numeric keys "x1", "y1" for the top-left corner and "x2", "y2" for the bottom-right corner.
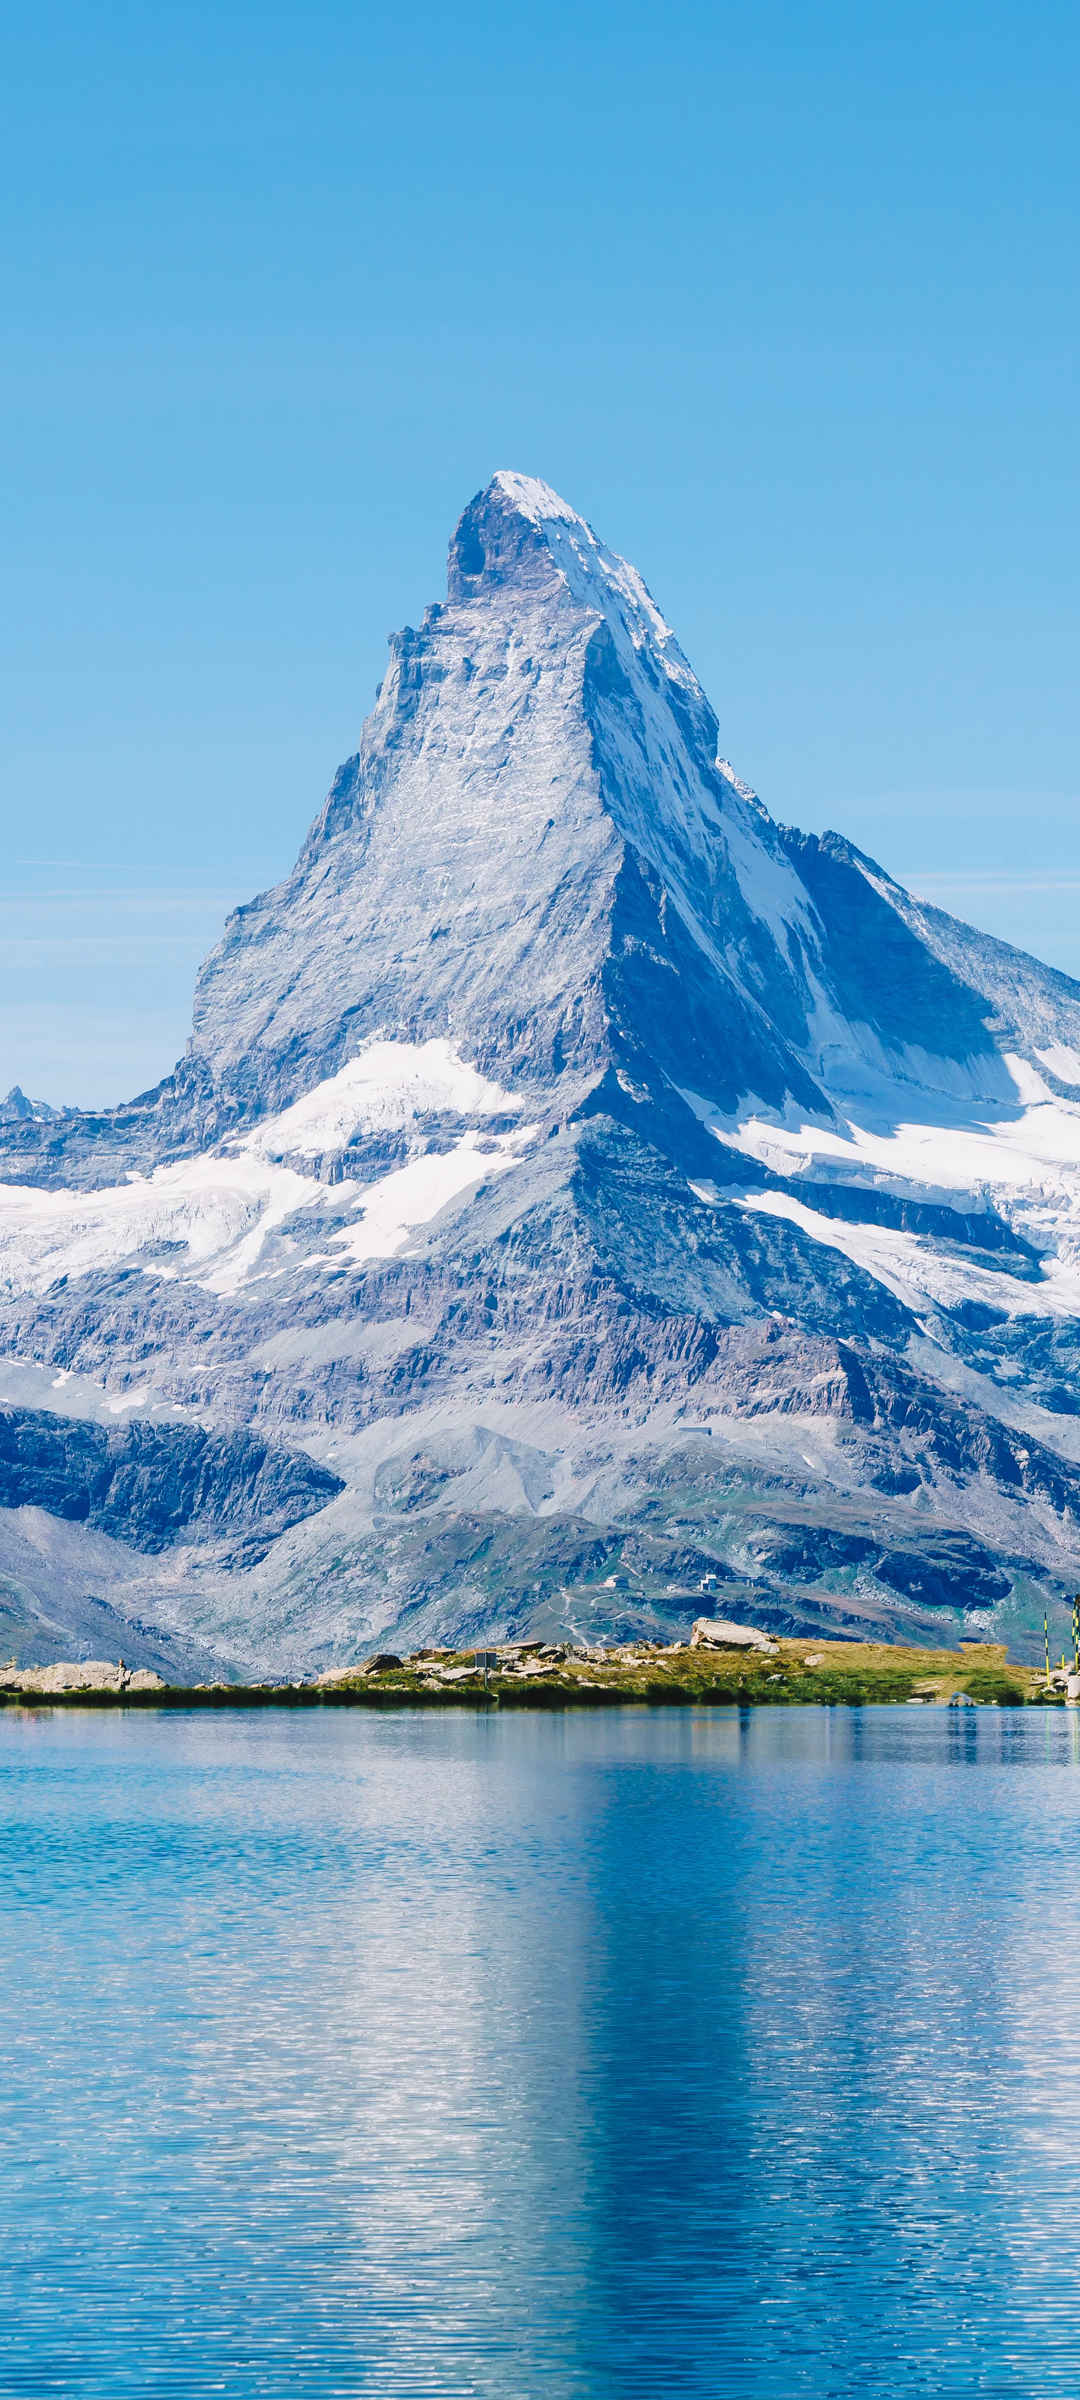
[{"x1": 2, "y1": 1703, "x2": 1079, "y2": 2396}]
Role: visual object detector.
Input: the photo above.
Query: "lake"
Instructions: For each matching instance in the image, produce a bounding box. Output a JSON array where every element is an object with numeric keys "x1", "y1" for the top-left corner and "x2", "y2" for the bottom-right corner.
[{"x1": 3, "y1": 1702, "x2": 1080, "y2": 2396}]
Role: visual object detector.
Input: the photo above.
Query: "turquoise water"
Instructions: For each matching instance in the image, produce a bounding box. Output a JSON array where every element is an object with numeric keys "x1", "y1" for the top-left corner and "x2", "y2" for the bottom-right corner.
[{"x1": 3, "y1": 1705, "x2": 1080, "y2": 2396}]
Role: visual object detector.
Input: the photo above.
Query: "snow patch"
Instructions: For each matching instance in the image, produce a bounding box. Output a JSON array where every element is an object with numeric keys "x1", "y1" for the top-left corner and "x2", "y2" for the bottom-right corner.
[
  {"x1": 728, "y1": 1186, "x2": 1080, "y2": 1318},
  {"x1": 720, "y1": 1084, "x2": 1080, "y2": 1196},
  {"x1": 0, "y1": 1149, "x2": 324, "y2": 1301},
  {"x1": 695, "y1": 1072, "x2": 1080, "y2": 1319},
  {"x1": 1036, "y1": 1043, "x2": 1080, "y2": 1087},
  {"x1": 0, "y1": 1047, "x2": 534, "y2": 1298},
  {"x1": 332, "y1": 1130, "x2": 536, "y2": 1265},
  {"x1": 246, "y1": 1039, "x2": 520, "y2": 1161}
]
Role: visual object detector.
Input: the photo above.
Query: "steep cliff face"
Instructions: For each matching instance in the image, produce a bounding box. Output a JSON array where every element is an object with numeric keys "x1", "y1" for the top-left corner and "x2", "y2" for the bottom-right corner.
[
  {"x1": 185, "y1": 473, "x2": 830, "y2": 1133},
  {"x1": 0, "y1": 1408, "x2": 342, "y2": 1563},
  {"x1": 2, "y1": 470, "x2": 1080, "y2": 1672}
]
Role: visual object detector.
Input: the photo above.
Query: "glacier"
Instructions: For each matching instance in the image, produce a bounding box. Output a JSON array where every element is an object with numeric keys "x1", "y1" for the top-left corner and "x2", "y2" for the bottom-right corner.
[{"x1": 3, "y1": 467, "x2": 1080, "y2": 1674}]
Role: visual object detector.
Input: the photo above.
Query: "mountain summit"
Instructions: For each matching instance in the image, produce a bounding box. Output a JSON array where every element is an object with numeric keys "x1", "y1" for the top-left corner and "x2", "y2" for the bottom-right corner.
[
  {"x1": 188, "y1": 466, "x2": 828, "y2": 1131},
  {"x1": 2, "y1": 473, "x2": 1080, "y2": 1673}
]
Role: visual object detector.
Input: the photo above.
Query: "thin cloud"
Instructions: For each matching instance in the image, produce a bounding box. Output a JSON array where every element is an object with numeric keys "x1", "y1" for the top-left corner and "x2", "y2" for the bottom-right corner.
[{"x1": 907, "y1": 874, "x2": 1080, "y2": 898}]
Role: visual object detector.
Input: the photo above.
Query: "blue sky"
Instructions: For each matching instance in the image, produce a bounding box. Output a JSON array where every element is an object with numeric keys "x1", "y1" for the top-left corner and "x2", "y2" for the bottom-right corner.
[{"x1": 3, "y1": 0, "x2": 1079, "y2": 1104}]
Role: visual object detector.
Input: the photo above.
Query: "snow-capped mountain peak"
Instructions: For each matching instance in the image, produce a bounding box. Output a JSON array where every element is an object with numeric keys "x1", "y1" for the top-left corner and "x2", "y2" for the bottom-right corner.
[
  {"x1": 489, "y1": 467, "x2": 583, "y2": 524},
  {"x1": 452, "y1": 468, "x2": 689, "y2": 673},
  {"x1": 0, "y1": 1086, "x2": 57, "y2": 1125},
  {"x1": 3, "y1": 471, "x2": 1080, "y2": 1676}
]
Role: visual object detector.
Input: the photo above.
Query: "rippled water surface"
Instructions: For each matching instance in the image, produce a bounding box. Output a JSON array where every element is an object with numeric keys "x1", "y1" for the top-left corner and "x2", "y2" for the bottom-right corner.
[{"x1": 4, "y1": 1703, "x2": 1080, "y2": 2395}]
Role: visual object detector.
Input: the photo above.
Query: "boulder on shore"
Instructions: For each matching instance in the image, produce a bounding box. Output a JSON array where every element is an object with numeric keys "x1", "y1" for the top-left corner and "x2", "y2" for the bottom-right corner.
[
  {"x1": 0, "y1": 1660, "x2": 165, "y2": 1695},
  {"x1": 314, "y1": 1653, "x2": 404, "y2": 1684},
  {"x1": 690, "y1": 1618, "x2": 774, "y2": 1653}
]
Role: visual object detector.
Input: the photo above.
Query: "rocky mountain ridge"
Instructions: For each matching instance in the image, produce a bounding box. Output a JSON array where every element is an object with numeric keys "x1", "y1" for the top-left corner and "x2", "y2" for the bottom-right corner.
[{"x1": 2, "y1": 469, "x2": 1080, "y2": 1673}]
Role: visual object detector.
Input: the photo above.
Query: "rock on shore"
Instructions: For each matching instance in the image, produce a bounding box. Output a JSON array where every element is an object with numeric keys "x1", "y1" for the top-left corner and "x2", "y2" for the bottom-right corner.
[{"x1": 0, "y1": 1659, "x2": 165, "y2": 1695}]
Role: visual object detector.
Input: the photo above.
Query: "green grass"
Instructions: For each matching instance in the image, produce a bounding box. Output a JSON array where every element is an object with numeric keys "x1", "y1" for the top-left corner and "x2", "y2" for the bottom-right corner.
[
  {"x1": 0, "y1": 1635, "x2": 1053, "y2": 1710},
  {"x1": 958, "y1": 1668, "x2": 1028, "y2": 1707}
]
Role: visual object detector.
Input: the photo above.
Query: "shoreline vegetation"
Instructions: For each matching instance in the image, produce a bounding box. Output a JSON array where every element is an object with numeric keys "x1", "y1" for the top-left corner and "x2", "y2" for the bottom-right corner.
[{"x1": 0, "y1": 1636, "x2": 1072, "y2": 1711}]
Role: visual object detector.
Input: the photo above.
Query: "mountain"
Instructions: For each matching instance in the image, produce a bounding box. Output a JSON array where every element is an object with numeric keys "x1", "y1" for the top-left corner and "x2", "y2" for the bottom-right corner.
[
  {"x1": 0, "y1": 1087, "x2": 57, "y2": 1125},
  {"x1": 2, "y1": 468, "x2": 1080, "y2": 1675}
]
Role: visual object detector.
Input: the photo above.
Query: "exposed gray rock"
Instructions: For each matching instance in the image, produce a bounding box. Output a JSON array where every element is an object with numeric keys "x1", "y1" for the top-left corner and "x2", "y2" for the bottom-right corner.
[
  {"x1": 0, "y1": 1405, "x2": 342, "y2": 1566},
  {"x1": 690, "y1": 1618, "x2": 775, "y2": 1651},
  {"x1": 2, "y1": 1658, "x2": 126, "y2": 1694},
  {"x1": 0, "y1": 1656, "x2": 167, "y2": 1693}
]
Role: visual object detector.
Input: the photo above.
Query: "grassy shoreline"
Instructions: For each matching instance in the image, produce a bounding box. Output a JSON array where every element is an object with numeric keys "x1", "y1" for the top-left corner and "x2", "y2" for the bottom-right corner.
[{"x1": 0, "y1": 1638, "x2": 1066, "y2": 1711}]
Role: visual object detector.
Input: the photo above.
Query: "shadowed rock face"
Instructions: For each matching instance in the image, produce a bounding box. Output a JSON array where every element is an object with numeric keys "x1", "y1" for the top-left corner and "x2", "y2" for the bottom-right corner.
[
  {"x1": 2, "y1": 469, "x2": 1080, "y2": 1672},
  {"x1": 0, "y1": 1408, "x2": 343, "y2": 1566}
]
